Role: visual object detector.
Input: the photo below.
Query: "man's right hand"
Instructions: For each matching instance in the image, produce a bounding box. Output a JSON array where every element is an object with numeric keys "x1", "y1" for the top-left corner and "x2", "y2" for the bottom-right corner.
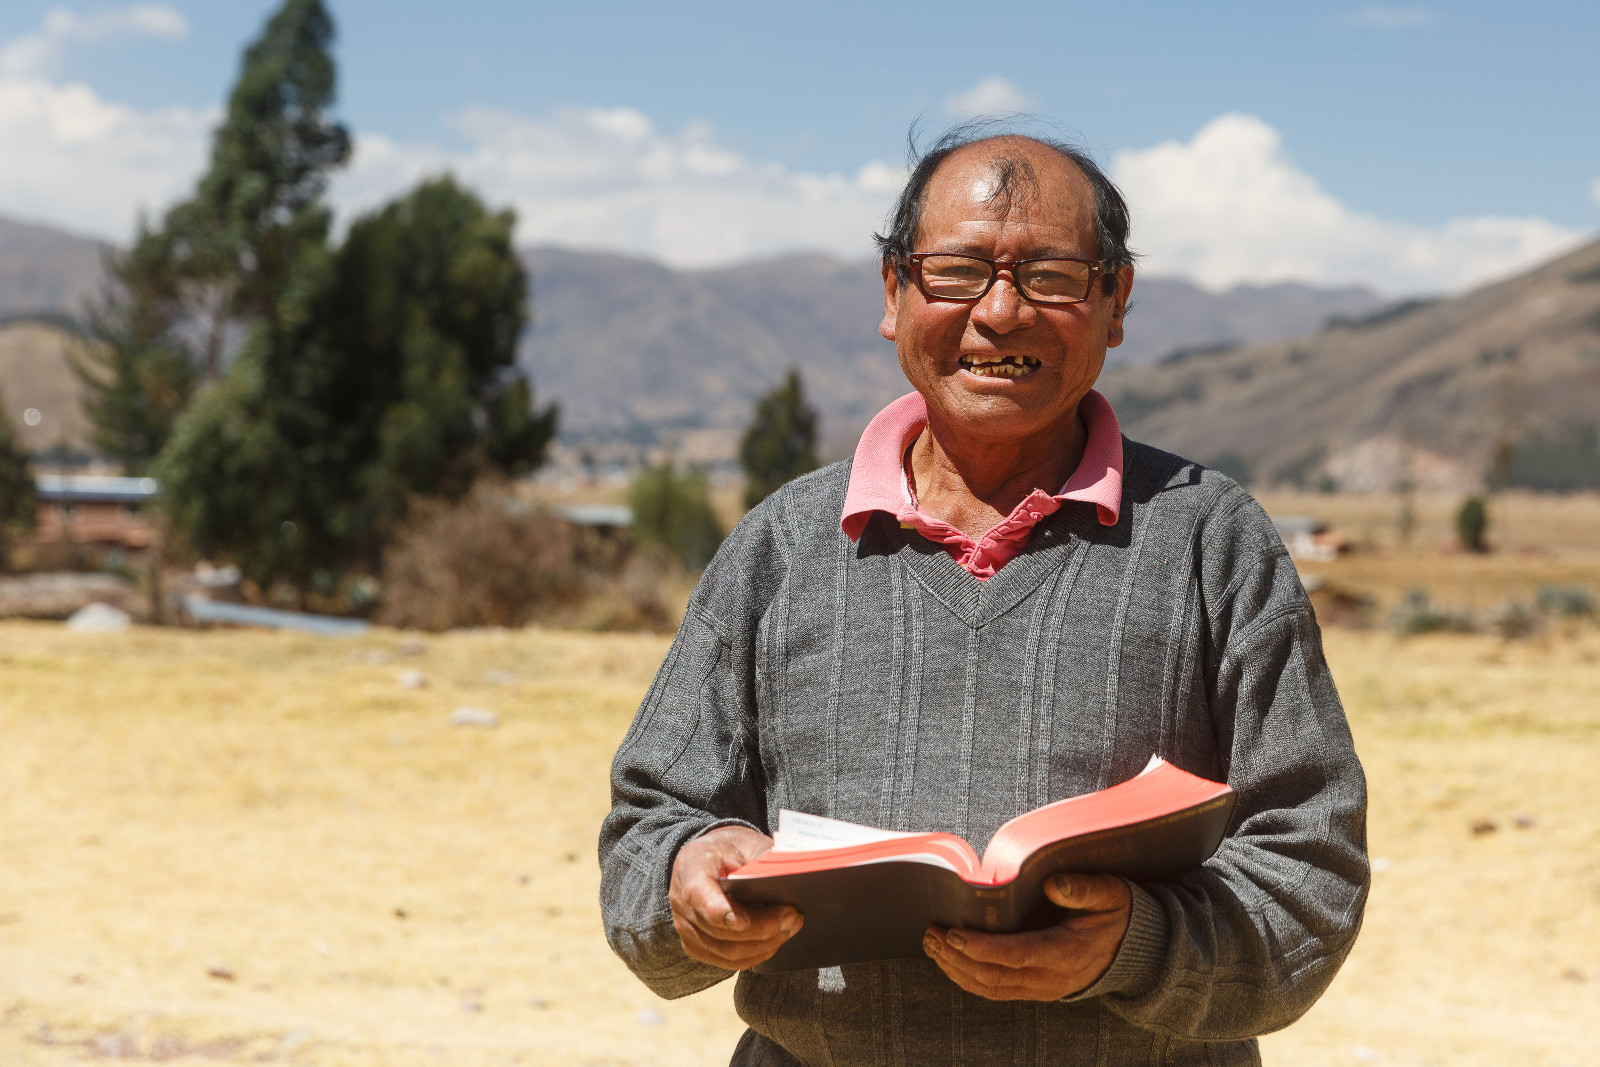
[{"x1": 669, "y1": 825, "x2": 802, "y2": 971}]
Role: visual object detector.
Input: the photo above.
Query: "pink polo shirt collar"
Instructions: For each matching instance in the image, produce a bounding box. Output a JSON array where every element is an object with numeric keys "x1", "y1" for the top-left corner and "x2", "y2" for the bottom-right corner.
[{"x1": 840, "y1": 389, "x2": 1123, "y2": 580}]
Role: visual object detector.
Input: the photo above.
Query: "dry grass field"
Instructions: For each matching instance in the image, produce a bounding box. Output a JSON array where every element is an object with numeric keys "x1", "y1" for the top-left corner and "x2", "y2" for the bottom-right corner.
[{"x1": 2, "y1": 502, "x2": 1598, "y2": 1065}]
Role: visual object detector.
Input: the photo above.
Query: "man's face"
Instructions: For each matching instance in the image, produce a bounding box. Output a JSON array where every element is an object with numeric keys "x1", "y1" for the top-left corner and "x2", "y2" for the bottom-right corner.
[{"x1": 880, "y1": 140, "x2": 1133, "y2": 444}]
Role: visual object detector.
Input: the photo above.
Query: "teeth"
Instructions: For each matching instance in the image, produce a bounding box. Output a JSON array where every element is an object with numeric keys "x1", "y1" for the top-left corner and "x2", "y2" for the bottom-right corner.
[{"x1": 961, "y1": 356, "x2": 1039, "y2": 378}]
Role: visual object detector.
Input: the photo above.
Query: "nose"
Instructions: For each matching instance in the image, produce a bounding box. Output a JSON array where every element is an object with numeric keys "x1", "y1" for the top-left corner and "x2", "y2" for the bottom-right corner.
[{"x1": 970, "y1": 268, "x2": 1035, "y2": 334}]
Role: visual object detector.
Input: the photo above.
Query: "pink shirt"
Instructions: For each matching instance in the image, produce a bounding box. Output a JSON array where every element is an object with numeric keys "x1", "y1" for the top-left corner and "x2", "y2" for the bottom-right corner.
[{"x1": 839, "y1": 390, "x2": 1124, "y2": 580}]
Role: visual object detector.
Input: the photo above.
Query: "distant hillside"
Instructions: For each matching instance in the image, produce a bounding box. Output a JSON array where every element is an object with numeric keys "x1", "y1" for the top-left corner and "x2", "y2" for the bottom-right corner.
[
  {"x1": 3, "y1": 212, "x2": 1406, "y2": 464},
  {"x1": 0, "y1": 215, "x2": 106, "y2": 320},
  {"x1": 1100, "y1": 238, "x2": 1600, "y2": 491},
  {"x1": 517, "y1": 247, "x2": 1383, "y2": 457},
  {"x1": 0, "y1": 319, "x2": 95, "y2": 459}
]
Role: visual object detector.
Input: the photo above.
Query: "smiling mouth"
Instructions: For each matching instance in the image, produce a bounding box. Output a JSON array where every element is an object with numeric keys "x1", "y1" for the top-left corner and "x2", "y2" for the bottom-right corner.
[{"x1": 960, "y1": 354, "x2": 1040, "y2": 379}]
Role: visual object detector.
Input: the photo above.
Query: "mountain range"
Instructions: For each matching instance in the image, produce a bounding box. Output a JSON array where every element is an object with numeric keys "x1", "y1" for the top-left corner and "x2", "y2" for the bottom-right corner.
[
  {"x1": 11, "y1": 209, "x2": 1597, "y2": 492},
  {"x1": 1098, "y1": 237, "x2": 1600, "y2": 491},
  {"x1": 516, "y1": 248, "x2": 1381, "y2": 457}
]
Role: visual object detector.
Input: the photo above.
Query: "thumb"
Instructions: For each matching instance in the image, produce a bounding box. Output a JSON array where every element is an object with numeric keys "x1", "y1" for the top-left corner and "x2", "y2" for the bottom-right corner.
[{"x1": 1046, "y1": 873, "x2": 1130, "y2": 913}]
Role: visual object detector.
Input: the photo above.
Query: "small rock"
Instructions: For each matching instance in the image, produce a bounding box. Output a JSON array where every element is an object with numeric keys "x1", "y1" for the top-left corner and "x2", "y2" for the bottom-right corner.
[
  {"x1": 280, "y1": 1029, "x2": 312, "y2": 1050},
  {"x1": 207, "y1": 965, "x2": 236, "y2": 982},
  {"x1": 66, "y1": 602, "x2": 132, "y2": 633},
  {"x1": 398, "y1": 669, "x2": 428, "y2": 689},
  {"x1": 515, "y1": 872, "x2": 530, "y2": 885},
  {"x1": 362, "y1": 650, "x2": 390, "y2": 665},
  {"x1": 1371, "y1": 857, "x2": 1391, "y2": 873},
  {"x1": 529, "y1": 997, "x2": 550, "y2": 1009},
  {"x1": 393, "y1": 908, "x2": 408, "y2": 920},
  {"x1": 484, "y1": 670, "x2": 517, "y2": 685},
  {"x1": 450, "y1": 707, "x2": 499, "y2": 729},
  {"x1": 1513, "y1": 813, "x2": 1536, "y2": 830},
  {"x1": 1562, "y1": 967, "x2": 1588, "y2": 983},
  {"x1": 1470, "y1": 819, "x2": 1497, "y2": 836},
  {"x1": 396, "y1": 638, "x2": 427, "y2": 656},
  {"x1": 636, "y1": 1007, "x2": 664, "y2": 1027},
  {"x1": 1352, "y1": 1047, "x2": 1382, "y2": 1062},
  {"x1": 461, "y1": 1000, "x2": 483, "y2": 1013}
]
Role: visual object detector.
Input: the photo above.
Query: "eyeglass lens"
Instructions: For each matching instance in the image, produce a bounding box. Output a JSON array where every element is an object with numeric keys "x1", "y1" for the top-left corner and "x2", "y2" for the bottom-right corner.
[{"x1": 918, "y1": 255, "x2": 1093, "y2": 303}]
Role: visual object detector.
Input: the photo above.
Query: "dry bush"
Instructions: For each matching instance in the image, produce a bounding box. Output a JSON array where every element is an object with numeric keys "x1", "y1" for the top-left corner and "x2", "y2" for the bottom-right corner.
[
  {"x1": 570, "y1": 542, "x2": 685, "y2": 633},
  {"x1": 376, "y1": 485, "x2": 687, "y2": 633},
  {"x1": 376, "y1": 488, "x2": 585, "y2": 631}
]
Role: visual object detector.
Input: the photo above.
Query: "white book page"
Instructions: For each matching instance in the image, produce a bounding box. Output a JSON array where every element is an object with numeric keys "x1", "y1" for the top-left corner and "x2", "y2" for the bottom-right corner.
[{"x1": 772, "y1": 809, "x2": 927, "y2": 852}]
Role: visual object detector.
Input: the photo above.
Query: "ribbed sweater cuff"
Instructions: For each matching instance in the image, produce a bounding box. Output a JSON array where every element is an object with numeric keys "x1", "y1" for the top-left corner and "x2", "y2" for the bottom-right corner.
[{"x1": 1065, "y1": 881, "x2": 1170, "y2": 1002}]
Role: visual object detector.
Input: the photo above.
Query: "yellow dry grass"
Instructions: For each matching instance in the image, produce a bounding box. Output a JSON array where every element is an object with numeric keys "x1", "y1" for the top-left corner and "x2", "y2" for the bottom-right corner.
[{"x1": 2, "y1": 591, "x2": 1598, "y2": 1064}]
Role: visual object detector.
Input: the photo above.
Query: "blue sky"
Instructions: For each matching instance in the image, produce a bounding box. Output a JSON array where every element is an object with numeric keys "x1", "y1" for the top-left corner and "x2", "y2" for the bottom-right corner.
[{"x1": 1, "y1": 1, "x2": 1596, "y2": 294}]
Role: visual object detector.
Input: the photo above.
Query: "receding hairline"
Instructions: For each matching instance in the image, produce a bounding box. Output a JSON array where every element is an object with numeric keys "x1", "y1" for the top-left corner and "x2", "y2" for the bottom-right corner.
[{"x1": 912, "y1": 135, "x2": 1101, "y2": 244}]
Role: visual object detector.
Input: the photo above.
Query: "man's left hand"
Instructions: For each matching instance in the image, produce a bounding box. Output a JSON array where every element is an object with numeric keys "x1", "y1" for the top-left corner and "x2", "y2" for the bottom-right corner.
[{"x1": 923, "y1": 873, "x2": 1132, "y2": 1001}]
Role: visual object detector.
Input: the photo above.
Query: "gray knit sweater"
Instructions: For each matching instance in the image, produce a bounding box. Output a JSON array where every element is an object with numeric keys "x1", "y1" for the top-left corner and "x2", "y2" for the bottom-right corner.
[{"x1": 599, "y1": 441, "x2": 1368, "y2": 1066}]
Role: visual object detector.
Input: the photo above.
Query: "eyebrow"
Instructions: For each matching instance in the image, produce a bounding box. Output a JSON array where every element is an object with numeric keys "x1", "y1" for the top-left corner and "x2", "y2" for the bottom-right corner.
[{"x1": 933, "y1": 243, "x2": 1092, "y2": 260}]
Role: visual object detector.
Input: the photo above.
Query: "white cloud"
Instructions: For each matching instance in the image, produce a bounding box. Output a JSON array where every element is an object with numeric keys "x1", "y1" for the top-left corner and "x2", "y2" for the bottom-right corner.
[
  {"x1": 1346, "y1": 6, "x2": 1436, "y2": 29},
  {"x1": 331, "y1": 107, "x2": 903, "y2": 267},
  {"x1": 0, "y1": 4, "x2": 187, "y2": 78},
  {"x1": 1112, "y1": 113, "x2": 1587, "y2": 294},
  {"x1": 0, "y1": 7, "x2": 207, "y2": 239},
  {"x1": 1590, "y1": 175, "x2": 1600, "y2": 205},
  {"x1": 0, "y1": 15, "x2": 1586, "y2": 294},
  {"x1": 943, "y1": 77, "x2": 1036, "y2": 118}
]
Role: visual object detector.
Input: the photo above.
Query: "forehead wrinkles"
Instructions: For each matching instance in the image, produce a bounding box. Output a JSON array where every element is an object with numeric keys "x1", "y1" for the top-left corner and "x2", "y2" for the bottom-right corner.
[{"x1": 921, "y1": 143, "x2": 1093, "y2": 241}]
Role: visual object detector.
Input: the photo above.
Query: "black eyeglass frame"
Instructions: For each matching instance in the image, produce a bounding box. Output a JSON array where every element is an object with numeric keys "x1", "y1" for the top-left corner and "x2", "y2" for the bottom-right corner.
[{"x1": 901, "y1": 252, "x2": 1111, "y2": 306}]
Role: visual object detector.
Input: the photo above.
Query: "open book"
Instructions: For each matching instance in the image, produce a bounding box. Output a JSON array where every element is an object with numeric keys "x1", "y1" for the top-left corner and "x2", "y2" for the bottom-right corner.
[{"x1": 721, "y1": 757, "x2": 1234, "y2": 972}]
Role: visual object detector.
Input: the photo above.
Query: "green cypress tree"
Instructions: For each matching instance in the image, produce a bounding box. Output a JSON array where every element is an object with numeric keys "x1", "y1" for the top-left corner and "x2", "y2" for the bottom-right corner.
[
  {"x1": 73, "y1": 228, "x2": 198, "y2": 473},
  {"x1": 1455, "y1": 495, "x2": 1489, "y2": 553},
  {"x1": 77, "y1": 0, "x2": 350, "y2": 472},
  {"x1": 739, "y1": 368, "x2": 819, "y2": 508},
  {"x1": 0, "y1": 388, "x2": 36, "y2": 552}
]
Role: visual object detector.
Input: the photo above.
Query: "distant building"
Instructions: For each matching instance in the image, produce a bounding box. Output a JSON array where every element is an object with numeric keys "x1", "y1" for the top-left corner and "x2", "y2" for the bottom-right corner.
[
  {"x1": 31, "y1": 474, "x2": 159, "y2": 549},
  {"x1": 1270, "y1": 515, "x2": 1348, "y2": 563}
]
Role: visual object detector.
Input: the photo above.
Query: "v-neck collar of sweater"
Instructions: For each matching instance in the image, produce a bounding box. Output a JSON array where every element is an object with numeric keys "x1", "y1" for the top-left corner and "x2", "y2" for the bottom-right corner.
[{"x1": 866, "y1": 502, "x2": 1109, "y2": 628}]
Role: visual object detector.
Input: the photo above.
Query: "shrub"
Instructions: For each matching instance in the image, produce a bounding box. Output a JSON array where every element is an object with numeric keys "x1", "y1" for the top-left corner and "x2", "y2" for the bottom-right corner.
[
  {"x1": 628, "y1": 463, "x2": 724, "y2": 569},
  {"x1": 1537, "y1": 586, "x2": 1596, "y2": 619},
  {"x1": 376, "y1": 487, "x2": 583, "y2": 631},
  {"x1": 1390, "y1": 589, "x2": 1474, "y2": 636},
  {"x1": 1486, "y1": 601, "x2": 1542, "y2": 640}
]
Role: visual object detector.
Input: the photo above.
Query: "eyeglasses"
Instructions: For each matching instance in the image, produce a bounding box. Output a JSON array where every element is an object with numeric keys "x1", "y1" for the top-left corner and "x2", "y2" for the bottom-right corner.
[{"x1": 903, "y1": 252, "x2": 1109, "y2": 306}]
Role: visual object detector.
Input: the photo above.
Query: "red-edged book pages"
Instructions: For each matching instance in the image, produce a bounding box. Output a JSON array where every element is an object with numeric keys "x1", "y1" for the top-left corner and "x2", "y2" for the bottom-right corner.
[{"x1": 722, "y1": 757, "x2": 1233, "y2": 972}]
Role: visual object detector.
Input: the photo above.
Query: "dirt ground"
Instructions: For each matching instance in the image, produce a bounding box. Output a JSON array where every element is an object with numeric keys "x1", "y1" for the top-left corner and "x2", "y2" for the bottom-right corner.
[{"x1": 2, "y1": 544, "x2": 1598, "y2": 1063}]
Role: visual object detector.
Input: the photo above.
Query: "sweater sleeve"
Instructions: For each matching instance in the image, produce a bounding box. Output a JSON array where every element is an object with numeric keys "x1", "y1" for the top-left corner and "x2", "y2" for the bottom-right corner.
[
  {"x1": 597, "y1": 510, "x2": 784, "y2": 999},
  {"x1": 1098, "y1": 487, "x2": 1371, "y2": 1039}
]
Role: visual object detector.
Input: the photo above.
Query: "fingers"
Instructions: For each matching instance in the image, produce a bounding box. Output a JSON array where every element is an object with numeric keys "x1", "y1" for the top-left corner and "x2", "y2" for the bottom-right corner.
[
  {"x1": 674, "y1": 905, "x2": 802, "y2": 970},
  {"x1": 670, "y1": 830, "x2": 801, "y2": 969},
  {"x1": 922, "y1": 926, "x2": 1057, "y2": 1002},
  {"x1": 1045, "y1": 873, "x2": 1131, "y2": 913}
]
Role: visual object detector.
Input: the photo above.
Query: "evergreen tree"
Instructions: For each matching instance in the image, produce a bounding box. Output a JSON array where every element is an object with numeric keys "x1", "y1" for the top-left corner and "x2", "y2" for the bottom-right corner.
[
  {"x1": 628, "y1": 463, "x2": 724, "y2": 569},
  {"x1": 166, "y1": 0, "x2": 350, "y2": 372},
  {"x1": 739, "y1": 368, "x2": 819, "y2": 508},
  {"x1": 157, "y1": 178, "x2": 555, "y2": 591},
  {"x1": 77, "y1": 0, "x2": 350, "y2": 468},
  {"x1": 72, "y1": 229, "x2": 198, "y2": 472},
  {"x1": 0, "y1": 389, "x2": 36, "y2": 549},
  {"x1": 1455, "y1": 495, "x2": 1489, "y2": 553}
]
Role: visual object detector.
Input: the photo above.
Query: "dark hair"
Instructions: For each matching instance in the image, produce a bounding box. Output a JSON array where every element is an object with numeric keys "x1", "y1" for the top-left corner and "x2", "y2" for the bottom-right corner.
[{"x1": 873, "y1": 120, "x2": 1135, "y2": 295}]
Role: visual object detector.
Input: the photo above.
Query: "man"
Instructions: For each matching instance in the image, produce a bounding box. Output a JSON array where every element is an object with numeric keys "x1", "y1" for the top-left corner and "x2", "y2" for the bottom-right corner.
[{"x1": 600, "y1": 128, "x2": 1368, "y2": 1065}]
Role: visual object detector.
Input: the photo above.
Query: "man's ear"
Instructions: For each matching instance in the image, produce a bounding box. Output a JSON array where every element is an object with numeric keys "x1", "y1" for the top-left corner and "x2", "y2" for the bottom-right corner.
[
  {"x1": 880, "y1": 260, "x2": 899, "y2": 342},
  {"x1": 1105, "y1": 266, "x2": 1134, "y2": 350}
]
